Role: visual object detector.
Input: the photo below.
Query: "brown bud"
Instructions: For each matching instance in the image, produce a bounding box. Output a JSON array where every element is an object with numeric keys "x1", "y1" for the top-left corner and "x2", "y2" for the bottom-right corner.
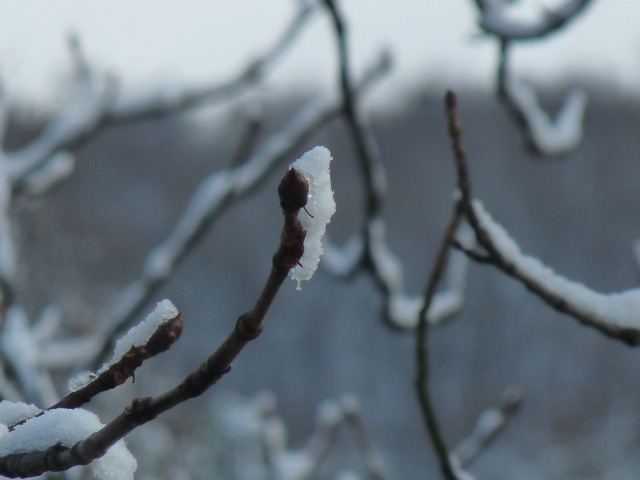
[{"x1": 278, "y1": 168, "x2": 309, "y2": 213}]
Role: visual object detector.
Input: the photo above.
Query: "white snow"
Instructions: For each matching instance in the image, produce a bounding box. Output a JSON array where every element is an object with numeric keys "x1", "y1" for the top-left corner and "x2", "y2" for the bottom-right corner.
[
  {"x1": 68, "y1": 371, "x2": 98, "y2": 393},
  {"x1": 0, "y1": 401, "x2": 41, "y2": 428},
  {"x1": 0, "y1": 406, "x2": 136, "y2": 480},
  {"x1": 474, "y1": 200, "x2": 640, "y2": 331},
  {"x1": 288, "y1": 146, "x2": 336, "y2": 289}
]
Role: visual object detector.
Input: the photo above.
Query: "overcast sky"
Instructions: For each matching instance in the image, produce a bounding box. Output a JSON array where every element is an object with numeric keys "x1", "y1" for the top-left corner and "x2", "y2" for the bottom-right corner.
[{"x1": 0, "y1": 1, "x2": 638, "y2": 110}]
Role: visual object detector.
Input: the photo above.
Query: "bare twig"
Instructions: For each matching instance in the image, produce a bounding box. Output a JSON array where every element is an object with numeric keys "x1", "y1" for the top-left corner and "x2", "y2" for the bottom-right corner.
[
  {"x1": 229, "y1": 104, "x2": 265, "y2": 168},
  {"x1": 0, "y1": 86, "x2": 16, "y2": 314},
  {"x1": 410, "y1": 91, "x2": 473, "y2": 480},
  {"x1": 414, "y1": 209, "x2": 464, "y2": 480},
  {"x1": 0, "y1": 165, "x2": 311, "y2": 478}
]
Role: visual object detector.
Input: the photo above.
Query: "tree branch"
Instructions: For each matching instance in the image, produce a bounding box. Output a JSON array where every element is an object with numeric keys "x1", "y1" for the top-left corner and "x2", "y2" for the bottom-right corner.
[{"x1": 0, "y1": 165, "x2": 311, "y2": 478}]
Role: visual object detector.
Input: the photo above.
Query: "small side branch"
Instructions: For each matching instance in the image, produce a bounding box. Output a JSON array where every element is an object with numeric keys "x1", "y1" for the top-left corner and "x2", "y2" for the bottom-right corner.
[
  {"x1": 446, "y1": 90, "x2": 640, "y2": 346},
  {"x1": 7, "y1": 1, "x2": 319, "y2": 191}
]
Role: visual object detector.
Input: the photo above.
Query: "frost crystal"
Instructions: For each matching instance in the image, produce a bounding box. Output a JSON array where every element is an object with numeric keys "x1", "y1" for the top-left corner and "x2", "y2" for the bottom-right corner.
[{"x1": 288, "y1": 146, "x2": 336, "y2": 289}]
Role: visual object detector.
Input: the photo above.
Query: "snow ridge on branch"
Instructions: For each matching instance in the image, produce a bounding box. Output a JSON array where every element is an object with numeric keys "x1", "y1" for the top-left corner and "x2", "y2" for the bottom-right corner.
[{"x1": 472, "y1": 0, "x2": 592, "y2": 157}]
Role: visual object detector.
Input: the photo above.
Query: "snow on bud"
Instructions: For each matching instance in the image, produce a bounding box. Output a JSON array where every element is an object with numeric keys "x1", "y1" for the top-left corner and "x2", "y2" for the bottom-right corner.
[{"x1": 288, "y1": 146, "x2": 336, "y2": 289}]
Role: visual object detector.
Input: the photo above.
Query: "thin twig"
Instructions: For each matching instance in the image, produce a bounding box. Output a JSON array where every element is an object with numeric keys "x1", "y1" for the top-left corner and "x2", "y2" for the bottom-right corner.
[
  {"x1": 229, "y1": 107, "x2": 264, "y2": 168},
  {"x1": 412, "y1": 91, "x2": 483, "y2": 480},
  {"x1": 447, "y1": 91, "x2": 640, "y2": 346},
  {"x1": 414, "y1": 202, "x2": 464, "y2": 480}
]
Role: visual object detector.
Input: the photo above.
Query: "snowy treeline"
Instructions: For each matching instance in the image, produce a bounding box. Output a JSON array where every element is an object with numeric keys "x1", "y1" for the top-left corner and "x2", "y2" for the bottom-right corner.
[{"x1": 0, "y1": 1, "x2": 638, "y2": 479}]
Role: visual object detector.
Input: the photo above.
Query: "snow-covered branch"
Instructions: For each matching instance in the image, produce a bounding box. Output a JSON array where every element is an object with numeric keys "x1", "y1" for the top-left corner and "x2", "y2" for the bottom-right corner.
[
  {"x1": 495, "y1": 40, "x2": 588, "y2": 157},
  {"x1": 478, "y1": 0, "x2": 594, "y2": 40},
  {"x1": 445, "y1": 89, "x2": 640, "y2": 346},
  {"x1": 322, "y1": 0, "x2": 469, "y2": 330},
  {"x1": 470, "y1": 200, "x2": 640, "y2": 344},
  {"x1": 6, "y1": 1, "x2": 319, "y2": 193},
  {"x1": 0, "y1": 307, "x2": 59, "y2": 406},
  {"x1": 212, "y1": 393, "x2": 387, "y2": 480},
  {"x1": 52, "y1": 301, "x2": 182, "y2": 410}
]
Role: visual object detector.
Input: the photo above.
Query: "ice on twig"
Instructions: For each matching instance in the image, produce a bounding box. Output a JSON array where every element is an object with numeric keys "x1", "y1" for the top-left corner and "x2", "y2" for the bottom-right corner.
[
  {"x1": 474, "y1": 200, "x2": 640, "y2": 331},
  {"x1": 288, "y1": 146, "x2": 336, "y2": 289},
  {"x1": 0, "y1": 406, "x2": 136, "y2": 480}
]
